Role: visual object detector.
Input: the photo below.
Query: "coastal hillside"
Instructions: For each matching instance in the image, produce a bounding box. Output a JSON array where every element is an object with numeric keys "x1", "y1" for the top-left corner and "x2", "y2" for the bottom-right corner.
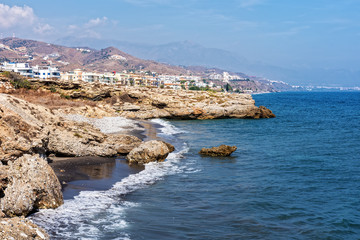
[
  {"x1": 0, "y1": 37, "x2": 292, "y2": 92},
  {"x1": 0, "y1": 37, "x2": 187, "y2": 74}
]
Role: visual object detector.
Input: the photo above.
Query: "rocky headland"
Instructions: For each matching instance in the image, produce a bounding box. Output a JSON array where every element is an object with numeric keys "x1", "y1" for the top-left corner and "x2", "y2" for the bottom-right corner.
[
  {"x1": 25, "y1": 78, "x2": 275, "y2": 120},
  {"x1": 0, "y1": 76, "x2": 275, "y2": 238}
]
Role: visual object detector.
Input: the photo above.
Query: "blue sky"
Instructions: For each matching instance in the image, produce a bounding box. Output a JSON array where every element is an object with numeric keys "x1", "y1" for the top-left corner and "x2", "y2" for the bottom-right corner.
[{"x1": 1, "y1": 0, "x2": 360, "y2": 72}]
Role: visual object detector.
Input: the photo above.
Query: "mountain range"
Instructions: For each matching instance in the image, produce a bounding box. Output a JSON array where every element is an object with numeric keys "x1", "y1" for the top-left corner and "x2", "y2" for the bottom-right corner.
[{"x1": 55, "y1": 37, "x2": 360, "y2": 87}]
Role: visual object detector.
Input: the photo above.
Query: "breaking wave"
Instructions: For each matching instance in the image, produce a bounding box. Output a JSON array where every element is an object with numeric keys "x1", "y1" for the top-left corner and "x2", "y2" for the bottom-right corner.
[{"x1": 30, "y1": 118, "x2": 192, "y2": 240}]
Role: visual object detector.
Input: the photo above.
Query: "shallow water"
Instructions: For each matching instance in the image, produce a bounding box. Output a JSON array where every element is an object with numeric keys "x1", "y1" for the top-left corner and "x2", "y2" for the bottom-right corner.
[{"x1": 31, "y1": 92, "x2": 360, "y2": 239}]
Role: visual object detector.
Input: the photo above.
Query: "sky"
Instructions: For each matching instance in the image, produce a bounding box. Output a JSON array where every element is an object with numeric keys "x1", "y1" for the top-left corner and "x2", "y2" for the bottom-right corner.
[{"x1": 1, "y1": 0, "x2": 360, "y2": 74}]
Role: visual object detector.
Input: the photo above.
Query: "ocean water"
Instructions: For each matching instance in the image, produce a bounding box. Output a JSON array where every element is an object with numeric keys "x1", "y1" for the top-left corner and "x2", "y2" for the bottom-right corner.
[{"x1": 31, "y1": 92, "x2": 360, "y2": 239}]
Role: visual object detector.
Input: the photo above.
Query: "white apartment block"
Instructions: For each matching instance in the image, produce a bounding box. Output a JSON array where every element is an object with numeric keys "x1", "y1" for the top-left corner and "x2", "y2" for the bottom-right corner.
[
  {"x1": 0, "y1": 62, "x2": 34, "y2": 78},
  {"x1": 32, "y1": 65, "x2": 60, "y2": 79}
]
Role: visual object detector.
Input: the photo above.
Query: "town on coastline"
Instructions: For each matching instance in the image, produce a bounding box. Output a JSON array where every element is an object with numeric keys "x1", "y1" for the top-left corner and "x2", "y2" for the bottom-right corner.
[{"x1": 0, "y1": 61, "x2": 271, "y2": 93}]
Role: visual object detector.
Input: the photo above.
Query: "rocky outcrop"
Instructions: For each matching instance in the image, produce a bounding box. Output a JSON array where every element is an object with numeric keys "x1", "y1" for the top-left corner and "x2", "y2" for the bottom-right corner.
[
  {"x1": 245, "y1": 105, "x2": 276, "y2": 119},
  {"x1": 0, "y1": 94, "x2": 142, "y2": 161},
  {"x1": 126, "y1": 140, "x2": 175, "y2": 165},
  {"x1": 0, "y1": 154, "x2": 63, "y2": 217},
  {"x1": 46, "y1": 121, "x2": 141, "y2": 157},
  {"x1": 199, "y1": 145, "x2": 237, "y2": 157},
  {"x1": 27, "y1": 80, "x2": 275, "y2": 120},
  {"x1": 0, "y1": 93, "x2": 142, "y2": 235},
  {"x1": 0, "y1": 217, "x2": 49, "y2": 240}
]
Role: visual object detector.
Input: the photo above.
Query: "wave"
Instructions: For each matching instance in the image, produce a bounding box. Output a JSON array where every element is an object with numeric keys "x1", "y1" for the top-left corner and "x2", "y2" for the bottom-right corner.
[
  {"x1": 30, "y1": 119, "x2": 191, "y2": 240},
  {"x1": 151, "y1": 118, "x2": 185, "y2": 135}
]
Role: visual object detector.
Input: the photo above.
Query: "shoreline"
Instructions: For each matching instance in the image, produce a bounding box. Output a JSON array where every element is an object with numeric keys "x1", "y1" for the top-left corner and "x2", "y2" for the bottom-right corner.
[{"x1": 48, "y1": 119, "x2": 161, "y2": 199}]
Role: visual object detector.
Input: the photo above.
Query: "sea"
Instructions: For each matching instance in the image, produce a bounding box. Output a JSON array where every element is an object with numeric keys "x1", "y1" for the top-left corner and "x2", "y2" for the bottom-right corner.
[{"x1": 30, "y1": 92, "x2": 360, "y2": 240}]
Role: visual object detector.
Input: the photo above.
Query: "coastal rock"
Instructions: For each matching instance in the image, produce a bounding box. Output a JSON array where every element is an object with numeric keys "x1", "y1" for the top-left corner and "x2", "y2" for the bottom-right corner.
[
  {"x1": 0, "y1": 94, "x2": 142, "y2": 159},
  {"x1": 245, "y1": 106, "x2": 276, "y2": 119},
  {"x1": 0, "y1": 154, "x2": 63, "y2": 217},
  {"x1": 0, "y1": 94, "x2": 50, "y2": 163},
  {"x1": 199, "y1": 145, "x2": 237, "y2": 157},
  {"x1": 47, "y1": 122, "x2": 142, "y2": 157},
  {"x1": 122, "y1": 102, "x2": 141, "y2": 111},
  {"x1": 0, "y1": 217, "x2": 49, "y2": 240},
  {"x1": 29, "y1": 80, "x2": 275, "y2": 120},
  {"x1": 126, "y1": 140, "x2": 175, "y2": 165}
]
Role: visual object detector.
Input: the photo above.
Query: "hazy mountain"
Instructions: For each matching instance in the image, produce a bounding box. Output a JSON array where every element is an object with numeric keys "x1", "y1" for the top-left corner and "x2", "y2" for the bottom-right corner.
[
  {"x1": 55, "y1": 37, "x2": 360, "y2": 87},
  {"x1": 0, "y1": 37, "x2": 188, "y2": 74}
]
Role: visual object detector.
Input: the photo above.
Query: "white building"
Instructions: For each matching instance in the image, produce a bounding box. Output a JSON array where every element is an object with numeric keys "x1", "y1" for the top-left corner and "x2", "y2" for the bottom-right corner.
[
  {"x1": 32, "y1": 65, "x2": 60, "y2": 79},
  {"x1": 1, "y1": 62, "x2": 33, "y2": 78}
]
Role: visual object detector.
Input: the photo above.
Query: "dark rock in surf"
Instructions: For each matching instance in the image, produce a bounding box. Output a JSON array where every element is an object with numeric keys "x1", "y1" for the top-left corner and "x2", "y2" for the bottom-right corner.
[{"x1": 199, "y1": 145, "x2": 237, "y2": 157}]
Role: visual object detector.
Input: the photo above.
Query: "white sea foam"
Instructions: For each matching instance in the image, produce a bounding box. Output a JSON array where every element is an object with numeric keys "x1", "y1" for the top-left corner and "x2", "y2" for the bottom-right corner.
[
  {"x1": 151, "y1": 118, "x2": 184, "y2": 135},
  {"x1": 65, "y1": 115, "x2": 144, "y2": 134},
  {"x1": 30, "y1": 149, "x2": 189, "y2": 239},
  {"x1": 30, "y1": 119, "x2": 197, "y2": 239}
]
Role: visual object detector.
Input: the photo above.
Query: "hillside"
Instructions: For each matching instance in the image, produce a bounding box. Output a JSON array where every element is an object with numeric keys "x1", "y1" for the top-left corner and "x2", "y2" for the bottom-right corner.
[
  {"x1": 0, "y1": 37, "x2": 293, "y2": 92},
  {"x1": 0, "y1": 37, "x2": 187, "y2": 74}
]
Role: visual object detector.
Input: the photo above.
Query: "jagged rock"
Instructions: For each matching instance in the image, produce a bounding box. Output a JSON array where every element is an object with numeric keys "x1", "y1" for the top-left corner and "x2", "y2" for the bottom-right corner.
[
  {"x1": 47, "y1": 122, "x2": 141, "y2": 157},
  {"x1": 245, "y1": 105, "x2": 276, "y2": 119},
  {"x1": 0, "y1": 94, "x2": 142, "y2": 159},
  {"x1": 199, "y1": 145, "x2": 237, "y2": 157},
  {"x1": 0, "y1": 217, "x2": 49, "y2": 240},
  {"x1": 25, "y1": 80, "x2": 275, "y2": 120},
  {"x1": 0, "y1": 154, "x2": 63, "y2": 217},
  {"x1": 126, "y1": 140, "x2": 175, "y2": 165}
]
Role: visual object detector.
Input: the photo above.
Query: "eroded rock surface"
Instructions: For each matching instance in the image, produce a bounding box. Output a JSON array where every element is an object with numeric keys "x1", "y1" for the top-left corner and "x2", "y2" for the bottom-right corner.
[
  {"x1": 0, "y1": 154, "x2": 63, "y2": 217},
  {"x1": 0, "y1": 94, "x2": 141, "y2": 161},
  {"x1": 0, "y1": 217, "x2": 49, "y2": 240},
  {"x1": 36, "y1": 80, "x2": 275, "y2": 120},
  {"x1": 127, "y1": 140, "x2": 175, "y2": 165},
  {"x1": 199, "y1": 145, "x2": 237, "y2": 157}
]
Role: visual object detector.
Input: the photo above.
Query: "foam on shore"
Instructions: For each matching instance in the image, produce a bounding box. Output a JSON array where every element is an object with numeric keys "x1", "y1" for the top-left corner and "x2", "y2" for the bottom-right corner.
[{"x1": 30, "y1": 118, "x2": 194, "y2": 240}]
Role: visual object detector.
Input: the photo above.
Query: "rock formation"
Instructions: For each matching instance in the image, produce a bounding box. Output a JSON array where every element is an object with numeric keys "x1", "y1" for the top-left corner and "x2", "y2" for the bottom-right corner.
[
  {"x1": 25, "y1": 79, "x2": 275, "y2": 120},
  {"x1": 0, "y1": 217, "x2": 49, "y2": 240},
  {"x1": 0, "y1": 154, "x2": 63, "y2": 217},
  {"x1": 0, "y1": 94, "x2": 141, "y2": 162},
  {"x1": 199, "y1": 145, "x2": 237, "y2": 157},
  {"x1": 127, "y1": 140, "x2": 175, "y2": 165}
]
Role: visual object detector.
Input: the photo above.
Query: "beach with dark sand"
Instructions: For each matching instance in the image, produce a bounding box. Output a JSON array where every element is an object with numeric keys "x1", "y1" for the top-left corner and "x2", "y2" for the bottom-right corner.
[{"x1": 48, "y1": 119, "x2": 160, "y2": 200}]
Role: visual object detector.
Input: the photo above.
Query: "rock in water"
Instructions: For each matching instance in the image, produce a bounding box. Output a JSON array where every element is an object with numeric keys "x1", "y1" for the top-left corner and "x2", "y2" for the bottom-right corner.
[
  {"x1": 245, "y1": 106, "x2": 276, "y2": 119},
  {"x1": 126, "y1": 140, "x2": 175, "y2": 165},
  {"x1": 0, "y1": 217, "x2": 50, "y2": 240},
  {"x1": 0, "y1": 154, "x2": 63, "y2": 217},
  {"x1": 199, "y1": 145, "x2": 237, "y2": 157}
]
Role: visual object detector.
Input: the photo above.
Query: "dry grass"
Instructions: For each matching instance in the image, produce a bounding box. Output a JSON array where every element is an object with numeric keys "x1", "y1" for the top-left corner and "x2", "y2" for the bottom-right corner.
[{"x1": 1, "y1": 88, "x2": 98, "y2": 109}]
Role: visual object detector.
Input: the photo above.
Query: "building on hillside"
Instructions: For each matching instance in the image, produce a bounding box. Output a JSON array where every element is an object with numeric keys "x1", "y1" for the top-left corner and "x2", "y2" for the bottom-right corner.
[
  {"x1": 0, "y1": 62, "x2": 34, "y2": 78},
  {"x1": 82, "y1": 72, "x2": 100, "y2": 83},
  {"x1": 32, "y1": 65, "x2": 60, "y2": 79},
  {"x1": 61, "y1": 69, "x2": 83, "y2": 81}
]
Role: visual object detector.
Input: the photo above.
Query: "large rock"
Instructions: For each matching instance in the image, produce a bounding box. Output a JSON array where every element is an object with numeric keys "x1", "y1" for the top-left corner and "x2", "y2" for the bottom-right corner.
[
  {"x1": 0, "y1": 94, "x2": 142, "y2": 159},
  {"x1": 0, "y1": 217, "x2": 49, "y2": 240},
  {"x1": 46, "y1": 121, "x2": 142, "y2": 157},
  {"x1": 245, "y1": 105, "x2": 276, "y2": 119},
  {"x1": 199, "y1": 145, "x2": 237, "y2": 157},
  {"x1": 0, "y1": 154, "x2": 63, "y2": 217},
  {"x1": 126, "y1": 140, "x2": 175, "y2": 165}
]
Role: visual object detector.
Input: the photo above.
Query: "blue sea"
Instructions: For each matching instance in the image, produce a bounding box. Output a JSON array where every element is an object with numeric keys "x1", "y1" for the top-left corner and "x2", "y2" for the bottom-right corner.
[{"x1": 31, "y1": 92, "x2": 360, "y2": 239}]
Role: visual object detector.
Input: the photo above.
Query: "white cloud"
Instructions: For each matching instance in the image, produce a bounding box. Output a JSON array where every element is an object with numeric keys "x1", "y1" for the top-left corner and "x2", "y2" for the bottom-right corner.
[
  {"x1": 84, "y1": 17, "x2": 108, "y2": 28},
  {"x1": 0, "y1": 4, "x2": 36, "y2": 29},
  {"x1": 34, "y1": 23, "x2": 54, "y2": 34}
]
